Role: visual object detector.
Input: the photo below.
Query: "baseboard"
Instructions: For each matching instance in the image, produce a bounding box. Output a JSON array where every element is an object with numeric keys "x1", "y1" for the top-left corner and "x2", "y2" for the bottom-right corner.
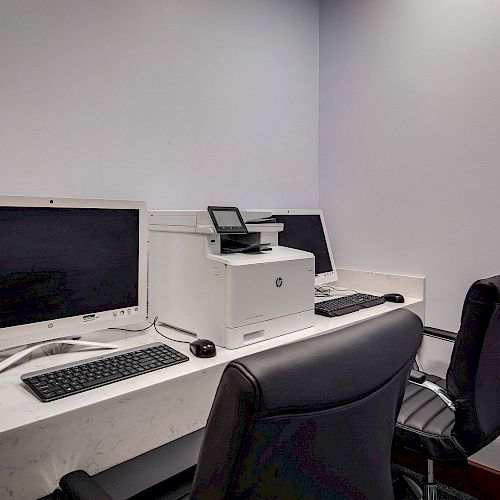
[{"x1": 392, "y1": 447, "x2": 500, "y2": 500}]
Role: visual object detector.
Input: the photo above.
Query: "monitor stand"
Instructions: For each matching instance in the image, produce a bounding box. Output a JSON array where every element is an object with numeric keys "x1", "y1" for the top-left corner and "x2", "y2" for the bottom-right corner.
[{"x1": 0, "y1": 339, "x2": 117, "y2": 374}]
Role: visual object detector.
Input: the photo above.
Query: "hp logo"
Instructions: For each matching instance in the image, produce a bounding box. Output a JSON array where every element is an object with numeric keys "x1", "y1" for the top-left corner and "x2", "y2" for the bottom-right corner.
[{"x1": 275, "y1": 277, "x2": 283, "y2": 288}]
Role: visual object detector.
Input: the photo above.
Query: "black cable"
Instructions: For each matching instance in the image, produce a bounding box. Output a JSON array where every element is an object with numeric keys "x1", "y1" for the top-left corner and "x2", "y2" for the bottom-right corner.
[
  {"x1": 109, "y1": 316, "x2": 192, "y2": 344},
  {"x1": 315, "y1": 284, "x2": 361, "y2": 298},
  {"x1": 153, "y1": 318, "x2": 191, "y2": 344},
  {"x1": 315, "y1": 285, "x2": 332, "y2": 297},
  {"x1": 328, "y1": 286, "x2": 360, "y2": 294},
  {"x1": 108, "y1": 317, "x2": 157, "y2": 332}
]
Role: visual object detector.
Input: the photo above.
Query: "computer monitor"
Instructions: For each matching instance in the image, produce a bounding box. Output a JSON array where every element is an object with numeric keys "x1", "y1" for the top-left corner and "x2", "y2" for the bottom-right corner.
[
  {"x1": 266, "y1": 209, "x2": 338, "y2": 285},
  {"x1": 0, "y1": 196, "x2": 148, "y2": 352}
]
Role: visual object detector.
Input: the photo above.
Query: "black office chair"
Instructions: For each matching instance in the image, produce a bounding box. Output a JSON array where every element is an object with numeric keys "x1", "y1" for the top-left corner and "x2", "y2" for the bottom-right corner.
[
  {"x1": 58, "y1": 309, "x2": 423, "y2": 500},
  {"x1": 394, "y1": 275, "x2": 500, "y2": 499}
]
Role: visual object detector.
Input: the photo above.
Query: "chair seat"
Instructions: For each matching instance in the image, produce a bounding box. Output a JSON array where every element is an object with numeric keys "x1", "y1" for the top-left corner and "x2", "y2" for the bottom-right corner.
[{"x1": 394, "y1": 375, "x2": 466, "y2": 461}]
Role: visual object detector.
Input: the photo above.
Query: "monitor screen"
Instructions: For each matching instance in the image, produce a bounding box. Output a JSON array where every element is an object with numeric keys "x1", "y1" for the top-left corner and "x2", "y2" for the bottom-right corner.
[
  {"x1": 0, "y1": 197, "x2": 147, "y2": 350},
  {"x1": 0, "y1": 207, "x2": 138, "y2": 328},
  {"x1": 274, "y1": 214, "x2": 332, "y2": 274},
  {"x1": 262, "y1": 209, "x2": 337, "y2": 284}
]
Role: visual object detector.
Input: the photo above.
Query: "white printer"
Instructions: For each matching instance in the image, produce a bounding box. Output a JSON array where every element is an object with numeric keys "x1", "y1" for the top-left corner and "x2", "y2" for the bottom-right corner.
[{"x1": 148, "y1": 208, "x2": 315, "y2": 349}]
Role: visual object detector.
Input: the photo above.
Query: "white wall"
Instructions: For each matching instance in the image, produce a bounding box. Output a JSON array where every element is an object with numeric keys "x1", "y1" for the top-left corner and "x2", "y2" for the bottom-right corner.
[
  {"x1": 319, "y1": 0, "x2": 500, "y2": 332},
  {"x1": 0, "y1": 0, "x2": 319, "y2": 209}
]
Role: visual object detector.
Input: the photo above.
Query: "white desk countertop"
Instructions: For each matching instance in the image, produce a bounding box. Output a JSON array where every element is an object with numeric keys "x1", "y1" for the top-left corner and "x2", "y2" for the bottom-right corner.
[{"x1": 0, "y1": 268, "x2": 424, "y2": 500}]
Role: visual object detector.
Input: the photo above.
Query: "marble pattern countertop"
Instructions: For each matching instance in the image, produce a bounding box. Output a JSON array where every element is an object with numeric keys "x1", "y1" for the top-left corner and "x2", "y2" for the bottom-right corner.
[{"x1": 0, "y1": 269, "x2": 424, "y2": 499}]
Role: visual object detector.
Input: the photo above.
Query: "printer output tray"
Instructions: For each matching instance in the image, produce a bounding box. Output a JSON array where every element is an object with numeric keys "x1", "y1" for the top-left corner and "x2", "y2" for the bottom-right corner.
[{"x1": 221, "y1": 242, "x2": 271, "y2": 253}]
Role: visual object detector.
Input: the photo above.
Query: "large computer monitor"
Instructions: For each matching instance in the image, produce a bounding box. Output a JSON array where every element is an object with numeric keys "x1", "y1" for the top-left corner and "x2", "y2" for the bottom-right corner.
[
  {"x1": 265, "y1": 209, "x2": 338, "y2": 285},
  {"x1": 0, "y1": 196, "x2": 148, "y2": 353}
]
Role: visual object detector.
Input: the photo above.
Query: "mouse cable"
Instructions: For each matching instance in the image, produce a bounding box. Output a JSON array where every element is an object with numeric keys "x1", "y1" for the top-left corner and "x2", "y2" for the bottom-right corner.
[
  {"x1": 153, "y1": 317, "x2": 192, "y2": 344},
  {"x1": 109, "y1": 316, "x2": 192, "y2": 344},
  {"x1": 108, "y1": 318, "x2": 157, "y2": 332}
]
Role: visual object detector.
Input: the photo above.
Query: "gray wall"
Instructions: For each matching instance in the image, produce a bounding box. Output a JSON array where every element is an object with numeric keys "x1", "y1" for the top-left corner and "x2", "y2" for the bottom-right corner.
[
  {"x1": 319, "y1": 0, "x2": 500, "y2": 331},
  {"x1": 0, "y1": 0, "x2": 319, "y2": 209},
  {"x1": 3, "y1": 0, "x2": 499, "y2": 332}
]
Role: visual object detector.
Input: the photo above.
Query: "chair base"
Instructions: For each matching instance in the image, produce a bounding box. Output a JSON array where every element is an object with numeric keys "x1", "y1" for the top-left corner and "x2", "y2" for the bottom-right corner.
[
  {"x1": 423, "y1": 482, "x2": 438, "y2": 500},
  {"x1": 401, "y1": 475, "x2": 422, "y2": 499},
  {"x1": 399, "y1": 459, "x2": 438, "y2": 500},
  {"x1": 401, "y1": 476, "x2": 438, "y2": 500}
]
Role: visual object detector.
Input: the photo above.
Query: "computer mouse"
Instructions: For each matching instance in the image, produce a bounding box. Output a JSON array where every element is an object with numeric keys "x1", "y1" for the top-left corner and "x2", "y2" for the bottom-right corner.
[
  {"x1": 383, "y1": 293, "x2": 405, "y2": 303},
  {"x1": 190, "y1": 339, "x2": 216, "y2": 358}
]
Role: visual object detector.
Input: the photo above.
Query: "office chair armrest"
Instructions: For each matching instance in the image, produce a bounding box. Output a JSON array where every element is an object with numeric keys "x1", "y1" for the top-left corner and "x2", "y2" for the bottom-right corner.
[
  {"x1": 409, "y1": 377, "x2": 456, "y2": 412},
  {"x1": 409, "y1": 370, "x2": 426, "y2": 384},
  {"x1": 59, "y1": 470, "x2": 113, "y2": 500},
  {"x1": 423, "y1": 326, "x2": 457, "y2": 341}
]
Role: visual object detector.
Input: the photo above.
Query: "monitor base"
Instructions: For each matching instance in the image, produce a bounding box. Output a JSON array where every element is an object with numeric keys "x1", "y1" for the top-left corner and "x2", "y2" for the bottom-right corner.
[{"x1": 0, "y1": 339, "x2": 117, "y2": 374}]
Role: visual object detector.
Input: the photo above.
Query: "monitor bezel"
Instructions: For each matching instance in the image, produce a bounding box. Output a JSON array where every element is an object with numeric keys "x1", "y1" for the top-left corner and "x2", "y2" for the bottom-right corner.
[
  {"x1": 0, "y1": 196, "x2": 148, "y2": 351},
  {"x1": 254, "y1": 208, "x2": 338, "y2": 285}
]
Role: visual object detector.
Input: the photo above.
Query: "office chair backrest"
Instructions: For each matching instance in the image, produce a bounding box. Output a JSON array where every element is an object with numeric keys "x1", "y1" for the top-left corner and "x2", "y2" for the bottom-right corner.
[
  {"x1": 190, "y1": 309, "x2": 423, "y2": 500},
  {"x1": 446, "y1": 275, "x2": 500, "y2": 455}
]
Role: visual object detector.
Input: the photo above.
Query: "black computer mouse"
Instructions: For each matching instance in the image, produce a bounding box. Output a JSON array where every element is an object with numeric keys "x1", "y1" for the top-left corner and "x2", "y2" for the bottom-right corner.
[
  {"x1": 383, "y1": 293, "x2": 405, "y2": 303},
  {"x1": 190, "y1": 339, "x2": 217, "y2": 358}
]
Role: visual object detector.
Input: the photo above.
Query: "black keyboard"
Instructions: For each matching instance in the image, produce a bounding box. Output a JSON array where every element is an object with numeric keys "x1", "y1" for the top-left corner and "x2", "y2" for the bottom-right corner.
[
  {"x1": 21, "y1": 343, "x2": 189, "y2": 402},
  {"x1": 315, "y1": 293, "x2": 386, "y2": 317}
]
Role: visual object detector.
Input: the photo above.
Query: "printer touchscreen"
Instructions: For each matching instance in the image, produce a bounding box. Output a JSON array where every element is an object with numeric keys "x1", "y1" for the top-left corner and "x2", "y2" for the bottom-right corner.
[{"x1": 207, "y1": 206, "x2": 248, "y2": 234}]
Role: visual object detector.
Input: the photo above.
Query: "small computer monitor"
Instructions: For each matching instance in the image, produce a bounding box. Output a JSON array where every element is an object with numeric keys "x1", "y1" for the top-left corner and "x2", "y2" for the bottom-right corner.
[
  {"x1": 267, "y1": 209, "x2": 338, "y2": 285},
  {"x1": 0, "y1": 196, "x2": 148, "y2": 351}
]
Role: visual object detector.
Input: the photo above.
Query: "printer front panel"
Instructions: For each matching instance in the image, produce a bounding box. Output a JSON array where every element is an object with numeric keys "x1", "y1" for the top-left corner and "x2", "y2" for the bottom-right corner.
[{"x1": 225, "y1": 256, "x2": 314, "y2": 329}]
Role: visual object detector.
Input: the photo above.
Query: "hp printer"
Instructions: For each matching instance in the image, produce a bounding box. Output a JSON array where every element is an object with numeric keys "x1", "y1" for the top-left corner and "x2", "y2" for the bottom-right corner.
[{"x1": 148, "y1": 207, "x2": 315, "y2": 349}]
